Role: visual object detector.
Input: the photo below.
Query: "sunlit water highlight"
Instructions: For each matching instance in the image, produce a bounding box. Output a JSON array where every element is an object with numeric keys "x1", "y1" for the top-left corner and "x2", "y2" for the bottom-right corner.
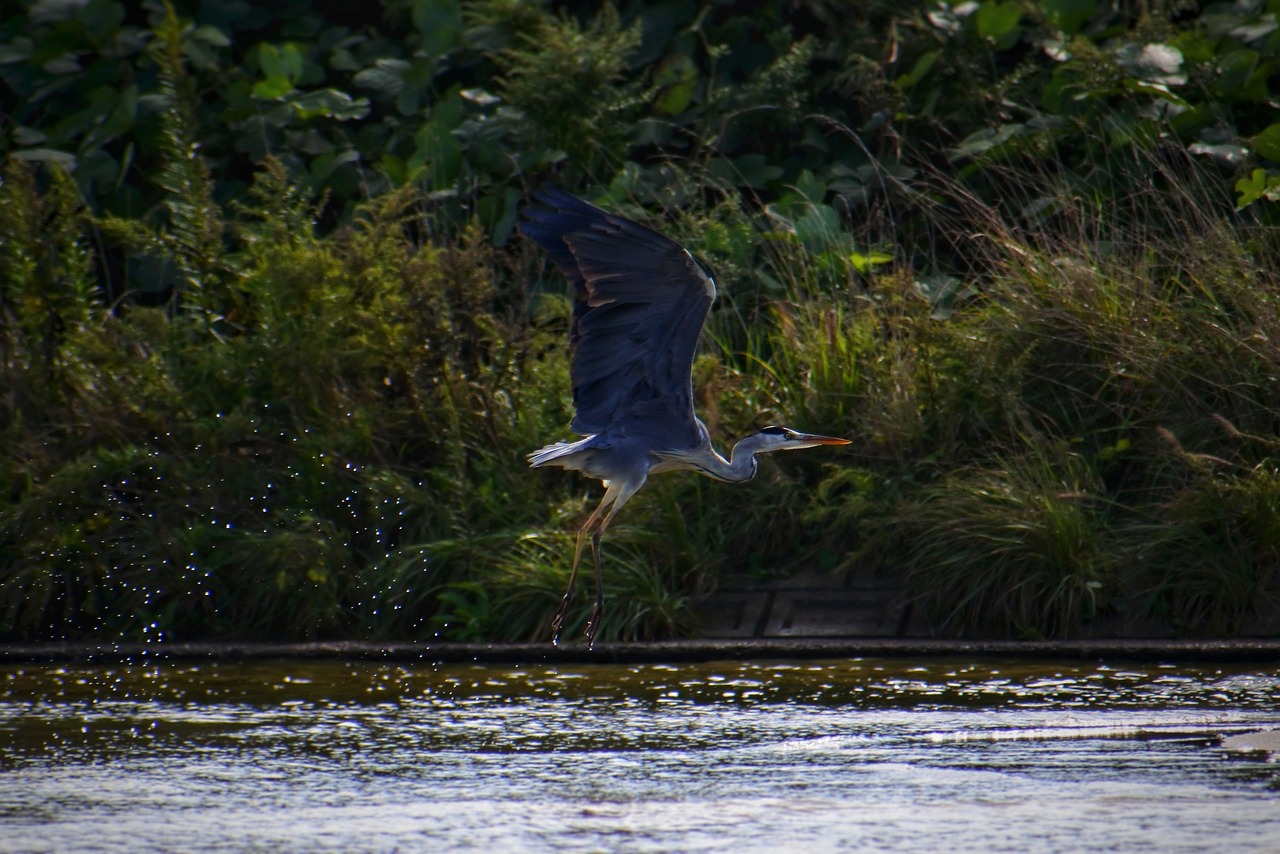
[{"x1": 2, "y1": 657, "x2": 1278, "y2": 851}]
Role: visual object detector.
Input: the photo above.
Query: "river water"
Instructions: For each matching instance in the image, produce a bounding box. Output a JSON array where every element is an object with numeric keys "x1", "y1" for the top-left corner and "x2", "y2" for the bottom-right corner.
[{"x1": 2, "y1": 656, "x2": 1278, "y2": 851}]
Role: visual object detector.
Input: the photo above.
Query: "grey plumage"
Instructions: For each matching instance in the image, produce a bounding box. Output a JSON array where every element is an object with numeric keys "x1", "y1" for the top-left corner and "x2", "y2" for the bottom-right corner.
[
  {"x1": 521, "y1": 187, "x2": 713, "y2": 446},
  {"x1": 521, "y1": 187, "x2": 849, "y2": 645}
]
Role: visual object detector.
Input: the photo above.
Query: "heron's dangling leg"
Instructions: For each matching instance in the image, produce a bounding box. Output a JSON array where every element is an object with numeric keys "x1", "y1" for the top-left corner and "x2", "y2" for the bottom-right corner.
[
  {"x1": 583, "y1": 480, "x2": 641, "y2": 647},
  {"x1": 585, "y1": 526, "x2": 605, "y2": 646},
  {"x1": 551, "y1": 496, "x2": 608, "y2": 645},
  {"x1": 547, "y1": 483, "x2": 616, "y2": 645},
  {"x1": 551, "y1": 475, "x2": 644, "y2": 645}
]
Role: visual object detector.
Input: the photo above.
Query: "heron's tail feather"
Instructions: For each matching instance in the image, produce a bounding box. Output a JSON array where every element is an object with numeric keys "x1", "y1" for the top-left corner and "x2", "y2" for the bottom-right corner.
[{"x1": 527, "y1": 436, "x2": 596, "y2": 469}]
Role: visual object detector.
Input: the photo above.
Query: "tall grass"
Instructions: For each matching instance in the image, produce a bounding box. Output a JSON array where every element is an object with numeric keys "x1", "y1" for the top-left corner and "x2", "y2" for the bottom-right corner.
[{"x1": 859, "y1": 139, "x2": 1280, "y2": 636}]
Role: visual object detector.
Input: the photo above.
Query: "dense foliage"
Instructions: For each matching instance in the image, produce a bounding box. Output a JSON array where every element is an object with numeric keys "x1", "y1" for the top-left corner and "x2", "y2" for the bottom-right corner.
[{"x1": 2, "y1": 0, "x2": 1279, "y2": 642}]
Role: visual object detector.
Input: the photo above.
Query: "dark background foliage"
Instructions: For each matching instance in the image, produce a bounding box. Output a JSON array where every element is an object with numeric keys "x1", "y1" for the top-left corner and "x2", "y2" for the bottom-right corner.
[{"x1": 2, "y1": 0, "x2": 1279, "y2": 642}]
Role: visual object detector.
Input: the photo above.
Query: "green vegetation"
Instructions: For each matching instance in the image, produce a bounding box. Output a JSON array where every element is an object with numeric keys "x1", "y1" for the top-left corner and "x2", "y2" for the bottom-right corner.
[{"x1": 2, "y1": 0, "x2": 1279, "y2": 642}]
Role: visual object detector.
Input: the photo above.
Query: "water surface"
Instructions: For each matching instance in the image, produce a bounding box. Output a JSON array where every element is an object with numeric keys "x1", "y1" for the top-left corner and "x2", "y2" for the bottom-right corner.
[{"x1": 3, "y1": 657, "x2": 1278, "y2": 851}]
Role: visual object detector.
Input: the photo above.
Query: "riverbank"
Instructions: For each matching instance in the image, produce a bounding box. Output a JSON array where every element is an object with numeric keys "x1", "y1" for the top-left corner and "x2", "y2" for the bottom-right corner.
[{"x1": 4, "y1": 638, "x2": 1280, "y2": 665}]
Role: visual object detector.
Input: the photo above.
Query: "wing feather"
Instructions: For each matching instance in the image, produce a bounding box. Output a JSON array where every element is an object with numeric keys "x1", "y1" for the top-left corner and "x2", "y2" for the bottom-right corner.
[{"x1": 519, "y1": 187, "x2": 715, "y2": 448}]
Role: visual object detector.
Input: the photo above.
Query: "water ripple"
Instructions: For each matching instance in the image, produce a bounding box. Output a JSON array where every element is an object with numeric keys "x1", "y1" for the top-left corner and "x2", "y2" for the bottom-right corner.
[{"x1": 1, "y1": 658, "x2": 1277, "y2": 852}]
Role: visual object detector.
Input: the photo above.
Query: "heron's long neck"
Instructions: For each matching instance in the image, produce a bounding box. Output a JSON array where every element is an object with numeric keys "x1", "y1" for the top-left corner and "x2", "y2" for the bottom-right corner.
[{"x1": 697, "y1": 437, "x2": 762, "y2": 483}]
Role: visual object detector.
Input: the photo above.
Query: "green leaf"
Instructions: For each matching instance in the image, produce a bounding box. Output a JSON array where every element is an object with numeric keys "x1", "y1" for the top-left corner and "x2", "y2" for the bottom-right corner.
[
  {"x1": 491, "y1": 186, "x2": 521, "y2": 245},
  {"x1": 396, "y1": 60, "x2": 435, "y2": 115},
  {"x1": 258, "y1": 43, "x2": 284, "y2": 78},
  {"x1": 412, "y1": 0, "x2": 464, "y2": 57},
  {"x1": 792, "y1": 203, "x2": 843, "y2": 253},
  {"x1": 707, "y1": 154, "x2": 783, "y2": 189},
  {"x1": 913, "y1": 274, "x2": 971, "y2": 318},
  {"x1": 291, "y1": 89, "x2": 370, "y2": 121},
  {"x1": 951, "y1": 124, "x2": 1020, "y2": 160},
  {"x1": 81, "y1": 0, "x2": 125, "y2": 44},
  {"x1": 793, "y1": 169, "x2": 827, "y2": 205},
  {"x1": 252, "y1": 77, "x2": 294, "y2": 100},
  {"x1": 848, "y1": 249, "x2": 893, "y2": 274},
  {"x1": 1114, "y1": 43, "x2": 1186, "y2": 85},
  {"x1": 1250, "y1": 123, "x2": 1280, "y2": 161},
  {"x1": 78, "y1": 148, "x2": 119, "y2": 187},
  {"x1": 379, "y1": 153, "x2": 409, "y2": 185},
  {"x1": 30, "y1": 0, "x2": 89, "y2": 24},
  {"x1": 976, "y1": 2, "x2": 1023, "y2": 46},
  {"x1": 191, "y1": 25, "x2": 232, "y2": 48},
  {"x1": 1041, "y1": 0, "x2": 1096, "y2": 34},
  {"x1": 11, "y1": 148, "x2": 77, "y2": 169},
  {"x1": 258, "y1": 43, "x2": 304, "y2": 83},
  {"x1": 1214, "y1": 48, "x2": 1259, "y2": 98},
  {"x1": 102, "y1": 83, "x2": 138, "y2": 138},
  {"x1": 1128, "y1": 79, "x2": 1191, "y2": 107},
  {"x1": 354, "y1": 59, "x2": 411, "y2": 97},
  {"x1": 0, "y1": 37, "x2": 33, "y2": 64},
  {"x1": 14, "y1": 127, "x2": 47, "y2": 145},
  {"x1": 183, "y1": 37, "x2": 220, "y2": 71},
  {"x1": 1235, "y1": 168, "x2": 1280, "y2": 210},
  {"x1": 1189, "y1": 141, "x2": 1247, "y2": 167},
  {"x1": 460, "y1": 88, "x2": 500, "y2": 106},
  {"x1": 281, "y1": 44, "x2": 305, "y2": 81},
  {"x1": 653, "y1": 53, "x2": 698, "y2": 115},
  {"x1": 309, "y1": 148, "x2": 361, "y2": 182},
  {"x1": 409, "y1": 120, "x2": 463, "y2": 184},
  {"x1": 896, "y1": 50, "x2": 939, "y2": 89}
]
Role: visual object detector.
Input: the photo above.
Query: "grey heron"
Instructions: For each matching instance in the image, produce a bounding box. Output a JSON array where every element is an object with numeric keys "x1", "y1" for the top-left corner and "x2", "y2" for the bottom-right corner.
[{"x1": 520, "y1": 187, "x2": 850, "y2": 645}]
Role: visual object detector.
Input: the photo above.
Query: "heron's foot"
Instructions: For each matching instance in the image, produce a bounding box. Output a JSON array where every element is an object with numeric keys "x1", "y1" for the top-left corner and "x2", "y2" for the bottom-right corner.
[
  {"x1": 550, "y1": 591, "x2": 575, "y2": 645},
  {"x1": 584, "y1": 599, "x2": 604, "y2": 649}
]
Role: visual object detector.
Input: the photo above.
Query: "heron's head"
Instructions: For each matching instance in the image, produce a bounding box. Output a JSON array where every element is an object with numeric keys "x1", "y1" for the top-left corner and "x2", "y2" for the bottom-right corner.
[{"x1": 742, "y1": 426, "x2": 851, "y2": 455}]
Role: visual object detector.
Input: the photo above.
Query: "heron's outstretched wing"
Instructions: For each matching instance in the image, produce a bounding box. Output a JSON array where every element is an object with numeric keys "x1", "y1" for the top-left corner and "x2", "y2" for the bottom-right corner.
[{"x1": 520, "y1": 187, "x2": 715, "y2": 448}]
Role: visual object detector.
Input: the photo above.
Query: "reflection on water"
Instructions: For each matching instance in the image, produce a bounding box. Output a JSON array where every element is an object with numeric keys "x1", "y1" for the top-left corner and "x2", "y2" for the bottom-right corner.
[{"x1": 2, "y1": 658, "x2": 1278, "y2": 851}]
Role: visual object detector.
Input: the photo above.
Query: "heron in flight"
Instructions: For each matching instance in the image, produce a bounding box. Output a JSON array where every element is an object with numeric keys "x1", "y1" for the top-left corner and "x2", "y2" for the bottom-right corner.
[{"x1": 520, "y1": 187, "x2": 850, "y2": 645}]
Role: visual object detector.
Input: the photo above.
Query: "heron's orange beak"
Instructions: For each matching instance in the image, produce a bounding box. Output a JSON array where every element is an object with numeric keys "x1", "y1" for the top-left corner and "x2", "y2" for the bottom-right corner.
[{"x1": 793, "y1": 433, "x2": 852, "y2": 447}]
